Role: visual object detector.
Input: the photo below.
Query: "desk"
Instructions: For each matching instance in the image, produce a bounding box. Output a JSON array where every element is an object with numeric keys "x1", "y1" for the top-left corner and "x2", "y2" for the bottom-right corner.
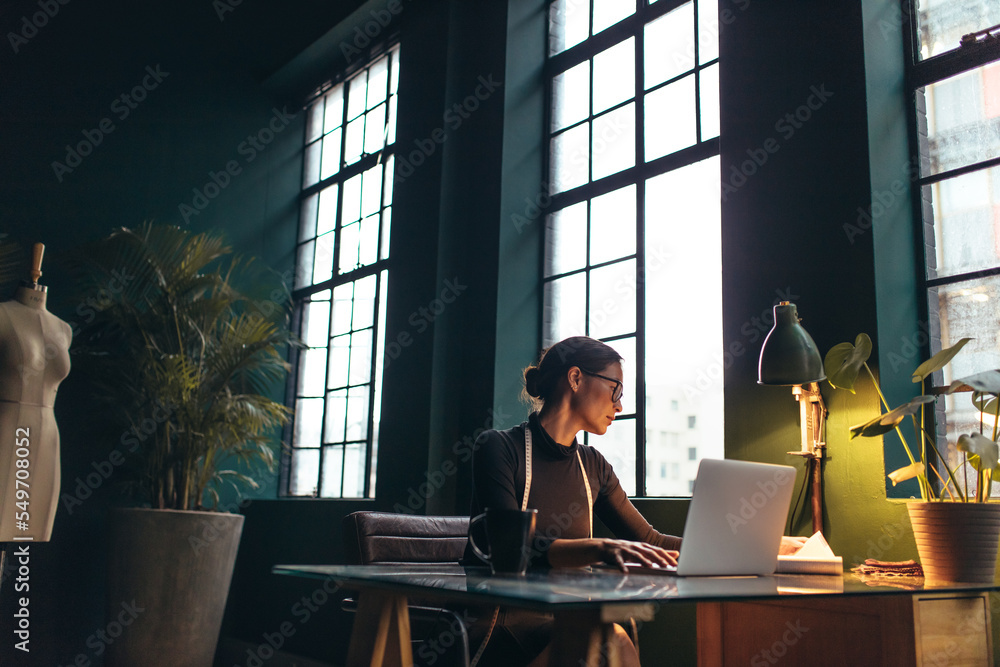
[{"x1": 272, "y1": 564, "x2": 997, "y2": 667}]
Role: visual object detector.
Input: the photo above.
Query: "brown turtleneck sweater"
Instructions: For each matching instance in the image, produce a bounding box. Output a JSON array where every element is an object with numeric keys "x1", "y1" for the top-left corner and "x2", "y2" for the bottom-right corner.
[{"x1": 464, "y1": 412, "x2": 682, "y2": 567}]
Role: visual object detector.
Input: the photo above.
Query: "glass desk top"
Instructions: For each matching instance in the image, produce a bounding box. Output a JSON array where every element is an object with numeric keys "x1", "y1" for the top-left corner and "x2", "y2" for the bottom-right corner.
[{"x1": 272, "y1": 563, "x2": 1000, "y2": 613}]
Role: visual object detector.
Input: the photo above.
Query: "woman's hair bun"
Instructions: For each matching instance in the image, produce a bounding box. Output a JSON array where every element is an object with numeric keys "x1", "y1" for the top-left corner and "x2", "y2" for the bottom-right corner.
[{"x1": 523, "y1": 365, "x2": 542, "y2": 397}]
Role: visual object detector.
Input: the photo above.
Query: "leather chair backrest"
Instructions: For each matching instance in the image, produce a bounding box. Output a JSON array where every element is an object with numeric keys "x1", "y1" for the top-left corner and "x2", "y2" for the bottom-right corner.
[{"x1": 342, "y1": 511, "x2": 469, "y2": 565}]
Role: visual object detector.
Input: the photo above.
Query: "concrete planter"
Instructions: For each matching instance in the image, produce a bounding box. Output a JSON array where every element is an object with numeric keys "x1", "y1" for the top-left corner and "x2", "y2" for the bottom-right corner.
[
  {"x1": 907, "y1": 501, "x2": 1000, "y2": 585},
  {"x1": 105, "y1": 507, "x2": 245, "y2": 666}
]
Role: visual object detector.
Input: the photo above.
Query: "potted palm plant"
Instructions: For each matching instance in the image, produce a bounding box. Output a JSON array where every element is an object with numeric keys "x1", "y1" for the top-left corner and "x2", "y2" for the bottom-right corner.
[
  {"x1": 69, "y1": 222, "x2": 296, "y2": 665},
  {"x1": 825, "y1": 333, "x2": 1000, "y2": 584}
]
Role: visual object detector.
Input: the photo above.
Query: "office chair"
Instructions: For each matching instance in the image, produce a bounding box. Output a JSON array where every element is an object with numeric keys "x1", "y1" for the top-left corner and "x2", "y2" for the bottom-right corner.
[{"x1": 341, "y1": 511, "x2": 471, "y2": 667}]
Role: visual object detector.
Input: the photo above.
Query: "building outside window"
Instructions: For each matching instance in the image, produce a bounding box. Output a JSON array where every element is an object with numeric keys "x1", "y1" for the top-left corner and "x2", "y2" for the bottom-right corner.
[
  {"x1": 544, "y1": 0, "x2": 722, "y2": 497},
  {"x1": 906, "y1": 3, "x2": 1000, "y2": 497},
  {"x1": 282, "y1": 45, "x2": 400, "y2": 498}
]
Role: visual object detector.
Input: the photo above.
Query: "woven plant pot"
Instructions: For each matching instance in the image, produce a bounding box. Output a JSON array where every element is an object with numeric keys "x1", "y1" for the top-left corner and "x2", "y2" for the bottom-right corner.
[{"x1": 907, "y1": 501, "x2": 1000, "y2": 585}]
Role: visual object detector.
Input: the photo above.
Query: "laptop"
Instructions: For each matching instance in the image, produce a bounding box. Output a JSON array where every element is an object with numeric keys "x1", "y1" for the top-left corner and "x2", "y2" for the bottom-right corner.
[{"x1": 628, "y1": 458, "x2": 797, "y2": 577}]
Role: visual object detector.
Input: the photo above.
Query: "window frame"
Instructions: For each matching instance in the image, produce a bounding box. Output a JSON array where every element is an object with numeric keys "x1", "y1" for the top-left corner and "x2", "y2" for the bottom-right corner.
[
  {"x1": 280, "y1": 42, "x2": 401, "y2": 499},
  {"x1": 543, "y1": 0, "x2": 721, "y2": 497}
]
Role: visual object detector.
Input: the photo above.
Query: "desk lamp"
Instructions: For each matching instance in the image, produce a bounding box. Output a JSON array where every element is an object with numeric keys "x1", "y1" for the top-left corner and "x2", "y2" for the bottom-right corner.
[{"x1": 758, "y1": 301, "x2": 827, "y2": 533}]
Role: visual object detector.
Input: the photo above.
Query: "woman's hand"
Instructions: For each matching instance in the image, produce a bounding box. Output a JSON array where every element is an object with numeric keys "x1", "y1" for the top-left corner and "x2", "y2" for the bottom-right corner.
[
  {"x1": 779, "y1": 535, "x2": 808, "y2": 555},
  {"x1": 548, "y1": 538, "x2": 678, "y2": 571}
]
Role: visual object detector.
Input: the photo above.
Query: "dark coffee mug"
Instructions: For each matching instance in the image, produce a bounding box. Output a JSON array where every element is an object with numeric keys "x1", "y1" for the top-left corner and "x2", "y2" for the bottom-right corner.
[{"x1": 468, "y1": 508, "x2": 537, "y2": 575}]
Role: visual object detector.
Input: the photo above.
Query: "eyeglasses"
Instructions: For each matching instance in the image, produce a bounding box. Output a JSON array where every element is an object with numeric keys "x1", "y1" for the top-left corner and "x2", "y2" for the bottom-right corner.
[{"x1": 581, "y1": 370, "x2": 624, "y2": 403}]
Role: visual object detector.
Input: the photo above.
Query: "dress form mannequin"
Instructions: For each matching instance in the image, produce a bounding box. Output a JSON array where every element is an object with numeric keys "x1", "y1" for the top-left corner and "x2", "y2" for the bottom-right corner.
[{"x1": 0, "y1": 244, "x2": 71, "y2": 552}]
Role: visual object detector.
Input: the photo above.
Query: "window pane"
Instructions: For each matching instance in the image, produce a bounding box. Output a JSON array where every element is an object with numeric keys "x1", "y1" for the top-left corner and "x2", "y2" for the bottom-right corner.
[
  {"x1": 332, "y1": 283, "x2": 354, "y2": 336},
  {"x1": 927, "y1": 166, "x2": 1000, "y2": 279},
  {"x1": 342, "y1": 444, "x2": 366, "y2": 497},
  {"x1": 353, "y1": 275, "x2": 377, "y2": 330},
  {"x1": 545, "y1": 202, "x2": 588, "y2": 277},
  {"x1": 644, "y1": 3, "x2": 695, "y2": 89},
  {"x1": 317, "y1": 185, "x2": 338, "y2": 236},
  {"x1": 593, "y1": 38, "x2": 635, "y2": 115},
  {"x1": 288, "y1": 448, "x2": 319, "y2": 496},
  {"x1": 325, "y1": 389, "x2": 348, "y2": 442},
  {"x1": 339, "y1": 222, "x2": 360, "y2": 273},
  {"x1": 346, "y1": 386, "x2": 369, "y2": 441},
  {"x1": 590, "y1": 185, "x2": 636, "y2": 265},
  {"x1": 313, "y1": 233, "x2": 335, "y2": 283},
  {"x1": 324, "y1": 85, "x2": 344, "y2": 133},
  {"x1": 301, "y1": 299, "x2": 330, "y2": 347},
  {"x1": 698, "y1": 0, "x2": 719, "y2": 65},
  {"x1": 293, "y1": 397, "x2": 323, "y2": 446},
  {"x1": 645, "y1": 75, "x2": 696, "y2": 160},
  {"x1": 552, "y1": 61, "x2": 590, "y2": 132},
  {"x1": 320, "y1": 128, "x2": 342, "y2": 180},
  {"x1": 592, "y1": 104, "x2": 635, "y2": 181},
  {"x1": 364, "y1": 104, "x2": 387, "y2": 155},
  {"x1": 344, "y1": 117, "x2": 365, "y2": 165},
  {"x1": 297, "y1": 347, "x2": 327, "y2": 396},
  {"x1": 589, "y1": 258, "x2": 636, "y2": 338},
  {"x1": 935, "y1": 276, "x2": 1000, "y2": 498},
  {"x1": 347, "y1": 71, "x2": 368, "y2": 121},
  {"x1": 644, "y1": 157, "x2": 724, "y2": 481},
  {"x1": 550, "y1": 124, "x2": 590, "y2": 193},
  {"x1": 549, "y1": 0, "x2": 590, "y2": 55},
  {"x1": 362, "y1": 164, "x2": 383, "y2": 217},
  {"x1": 367, "y1": 56, "x2": 389, "y2": 109},
  {"x1": 328, "y1": 334, "x2": 350, "y2": 389},
  {"x1": 343, "y1": 173, "x2": 362, "y2": 224},
  {"x1": 380, "y1": 206, "x2": 392, "y2": 260},
  {"x1": 922, "y1": 65, "x2": 1000, "y2": 177},
  {"x1": 699, "y1": 63, "x2": 720, "y2": 141},
  {"x1": 917, "y1": 2, "x2": 1000, "y2": 60},
  {"x1": 544, "y1": 273, "x2": 587, "y2": 345},
  {"x1": 350, "y1": 332, "x2": 373, "y2": 385},
  {"x1": 593, "y1": 0, "x2": 633, "y2": 34},
  {"x1": 321, "y1": 446, "x2": 344, "y2": 496}
]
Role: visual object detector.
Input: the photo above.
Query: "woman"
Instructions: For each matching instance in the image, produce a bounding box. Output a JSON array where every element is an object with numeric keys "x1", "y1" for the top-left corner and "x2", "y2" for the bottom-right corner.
[
  {"x1": 464, "y1": 336, "x2": 806, "y2": 665},
  {"x1": 463, "y1": 336, "x2": 681, "y2": 667}
]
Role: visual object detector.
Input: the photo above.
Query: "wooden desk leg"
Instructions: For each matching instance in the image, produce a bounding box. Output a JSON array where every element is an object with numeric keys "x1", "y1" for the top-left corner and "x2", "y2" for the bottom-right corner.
[{"x1": 347, "y1": 589, "x2": 414, "y2": 667}]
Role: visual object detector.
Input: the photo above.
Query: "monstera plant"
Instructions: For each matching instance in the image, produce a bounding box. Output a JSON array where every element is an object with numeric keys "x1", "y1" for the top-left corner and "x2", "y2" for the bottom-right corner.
[
  {"x1": 824, "y1": 334, "x2": 1000, "y2": 502},
  {"x1": 824, "y1": 333, "x2": 1000, "y2": 584}
]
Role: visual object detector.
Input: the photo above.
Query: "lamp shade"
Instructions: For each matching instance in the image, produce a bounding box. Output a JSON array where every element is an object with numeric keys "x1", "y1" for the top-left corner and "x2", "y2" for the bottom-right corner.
[{"x1": 757, "y1": 302, "x2": 826, "y2": 385}]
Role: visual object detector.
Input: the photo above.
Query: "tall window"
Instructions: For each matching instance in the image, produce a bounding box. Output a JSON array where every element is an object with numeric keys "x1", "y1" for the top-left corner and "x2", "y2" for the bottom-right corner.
[
  {"x1": 283, "y1": 46, "x2": 400, "y2": 498},
  {"x1": 906, "y1": 5, "x2": 1000, "y2": 495},
  {"x1": 545, "y1": 0, "x2": 721, "y2": 496}
]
